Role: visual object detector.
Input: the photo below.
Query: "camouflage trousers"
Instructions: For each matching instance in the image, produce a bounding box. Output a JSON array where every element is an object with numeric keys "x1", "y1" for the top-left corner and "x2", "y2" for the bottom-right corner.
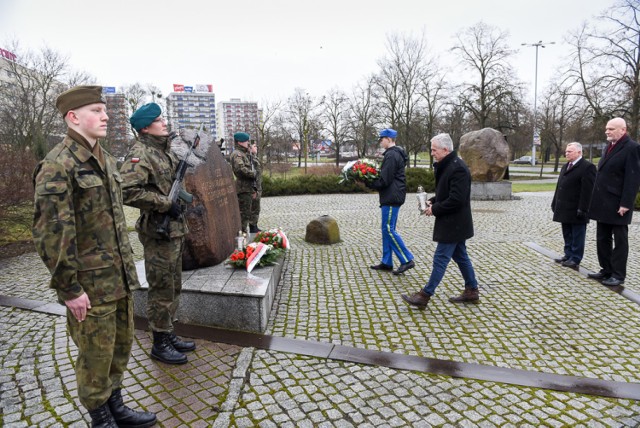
[
  {"x1": 139, "y1": 233, "x2": 184, "y2": 333},
  {"x1": 238, "y1": 192, "x2": 253, "y2": 232},
  {"x1": 68, "y1": 296, "x2": 133, "y2": 411},
  {"x1": 250, "y1": 191, "x2": 261, "y2": 227}
]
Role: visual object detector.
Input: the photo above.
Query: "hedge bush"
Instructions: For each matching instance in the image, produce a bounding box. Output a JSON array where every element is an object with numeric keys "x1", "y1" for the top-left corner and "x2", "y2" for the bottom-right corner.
[
  {"x1": 262, "y1": 168, "x2": 435, "y2": 197},
  {"x1": 406, "y1": 168, "x2": 435, "y2": 193}
]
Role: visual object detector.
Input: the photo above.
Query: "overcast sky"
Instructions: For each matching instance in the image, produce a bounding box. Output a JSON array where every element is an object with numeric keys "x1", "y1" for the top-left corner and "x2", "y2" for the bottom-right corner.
[{"x1": 1, "y1": 0, "x2": 611, "y2": 106}]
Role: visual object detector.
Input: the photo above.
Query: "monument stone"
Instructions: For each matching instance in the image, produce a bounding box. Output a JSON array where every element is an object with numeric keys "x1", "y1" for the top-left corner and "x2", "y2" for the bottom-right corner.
[
  {"x1": 172, "y1": 129, "x2": 241, "y2": 270},
  {"x1": 458, "y1": 127, "x2": 513, "y2": 200}
]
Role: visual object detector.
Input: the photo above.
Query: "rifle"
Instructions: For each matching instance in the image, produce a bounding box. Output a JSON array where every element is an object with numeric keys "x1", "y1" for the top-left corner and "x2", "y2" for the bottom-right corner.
[{"x1": 156, "y1": 123, "x2": 204, "y2": 240}]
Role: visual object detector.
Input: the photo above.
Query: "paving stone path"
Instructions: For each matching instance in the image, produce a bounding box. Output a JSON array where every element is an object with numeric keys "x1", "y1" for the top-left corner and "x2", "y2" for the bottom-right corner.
[{"x1": 1, "y1": 191, "x2": 639, "y2": 427}]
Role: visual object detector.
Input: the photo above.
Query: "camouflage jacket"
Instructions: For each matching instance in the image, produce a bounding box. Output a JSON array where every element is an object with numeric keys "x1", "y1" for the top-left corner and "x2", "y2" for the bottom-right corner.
[
  {"x1": 32, "y1": 133, "x2": 140, "y2": 305},
  {"x1": 251, "y1": 154, "x2": 263, "y2": 192},
  {"x1": 119, "y1": 134, "x2": 187, "y2": 239},
  {"x1": 230, "y1": 145, "x2": 256, "y2": 193}
]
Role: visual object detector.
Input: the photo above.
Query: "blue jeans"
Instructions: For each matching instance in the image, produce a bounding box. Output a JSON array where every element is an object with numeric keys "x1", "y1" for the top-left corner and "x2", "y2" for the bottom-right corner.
[
  {"x1": 380, "y1": 205, "x2": 413, "y2": 266},
  {"x1": 423, "y1": 241, "x2": 477, "y2": 296},
  {"x1": 561, "y1": 223, "x2": 587, "y2": 264}
]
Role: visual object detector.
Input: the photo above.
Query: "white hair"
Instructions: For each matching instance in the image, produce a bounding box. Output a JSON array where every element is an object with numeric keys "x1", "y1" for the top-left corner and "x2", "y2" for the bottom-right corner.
[
  {"x1": 431, "y1": 133, "x2": 454, "y2": 151},
  {"x1": 566, "y1": 142, "x2": 583, "y2": 153}
]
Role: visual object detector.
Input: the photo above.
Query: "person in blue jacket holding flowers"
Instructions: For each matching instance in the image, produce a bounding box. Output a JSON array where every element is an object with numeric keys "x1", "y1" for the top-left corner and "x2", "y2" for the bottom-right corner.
[{"x1": 367, "y1": 128, "x2": 415, "y2": 275}]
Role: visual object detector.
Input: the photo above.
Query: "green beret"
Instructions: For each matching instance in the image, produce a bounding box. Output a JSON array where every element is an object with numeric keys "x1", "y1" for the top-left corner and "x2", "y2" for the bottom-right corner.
[
  {"x1": 234, "y1": 132, "x2": 250, "y2": 142},
  {"x1": 130, "y1": 103, "x2": 161, "y2": 131},
  {"x1": 56, "y1": 85, "x2": 105, "y2": 117}
]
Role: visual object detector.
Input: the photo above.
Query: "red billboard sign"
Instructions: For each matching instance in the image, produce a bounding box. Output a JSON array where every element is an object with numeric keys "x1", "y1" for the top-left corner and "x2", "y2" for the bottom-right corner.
[{"x1": 0, "y1": 48, "x2": 17, "y2": 61}]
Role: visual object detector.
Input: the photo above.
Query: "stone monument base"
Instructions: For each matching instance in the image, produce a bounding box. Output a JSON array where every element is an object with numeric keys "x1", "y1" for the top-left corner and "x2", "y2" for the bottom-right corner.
[
  {"x1": 470, "y1": 181, "x2": 513, "y2": 201},
  {"x1": 133, "y1": 255, "x2": 285, "y2": 333}
]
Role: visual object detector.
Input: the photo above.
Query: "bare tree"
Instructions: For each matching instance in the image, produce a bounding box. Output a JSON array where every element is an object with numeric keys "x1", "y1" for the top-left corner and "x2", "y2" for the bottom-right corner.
[
  {"x1": 565, "y1": 1, "x2": 640, "y2": 140},
  {"x1": 320, "y1": 88, "x2": 349, "y2": 166},
  {"x1": 375, "y1": 32, "x2": 429, "y2": 163},
  {"x1": 347, "y1": 76, "x2": 380, "y2": 157},
  {"x1": 440, "y1": 98, "x2": 470, "y2": 151},
  {"x1": 565, "y1": 24, "x2": 615, "y2": 142},
  {"x1": 256, "y1": 100, "x2": 282, "y2": 163},
  {"x1": 417, "y1": 63, "x2": 449, "y2": 166},
  {"x1": 539, "y1": 82, "x2": 583, "y2": 171},
  {"x1": 121, "y1": 83, "x2": 149, "y2": 116},
  {"x1": 285, "y1": 88, "x2": 318, "y2": 173},
  {"x1": 452, "y1": 22, "x2": 521, "y2": 130},
  {"x1": 0, "y1": 42, "x2": 94, "y2": 159}
]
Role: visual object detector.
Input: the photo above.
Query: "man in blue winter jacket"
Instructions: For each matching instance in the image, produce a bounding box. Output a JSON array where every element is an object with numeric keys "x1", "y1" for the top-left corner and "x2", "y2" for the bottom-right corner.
[{"x1": 368, "y1": 128, "x2": 415, "y2": 275}]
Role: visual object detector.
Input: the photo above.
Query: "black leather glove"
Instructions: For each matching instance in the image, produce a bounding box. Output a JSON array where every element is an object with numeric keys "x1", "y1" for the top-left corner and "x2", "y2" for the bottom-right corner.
[
  {"x1": 167, "y1": 201, "x2": 182, "y2": 219},
  {"x1": 577, "y1": 209, "x2": 587, "y2": 219}
]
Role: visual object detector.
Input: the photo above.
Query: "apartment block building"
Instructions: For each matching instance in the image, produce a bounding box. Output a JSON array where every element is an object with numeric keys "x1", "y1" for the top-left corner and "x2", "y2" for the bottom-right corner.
[
  {"x1": 103, "y1": 90, "x2": 131, "y2": 158},
  {"x1": 217, "y1": 98, "x2": 261, "y2": 154},
  {"x1": 166, "y1": 85, "x2": 217, "y2": 138}
]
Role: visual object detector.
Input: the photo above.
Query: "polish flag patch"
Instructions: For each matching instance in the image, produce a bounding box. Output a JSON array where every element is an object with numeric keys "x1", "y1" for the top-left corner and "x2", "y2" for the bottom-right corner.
[{"x1": 131, "y1": 157, "x2": 140, "y2": 163}]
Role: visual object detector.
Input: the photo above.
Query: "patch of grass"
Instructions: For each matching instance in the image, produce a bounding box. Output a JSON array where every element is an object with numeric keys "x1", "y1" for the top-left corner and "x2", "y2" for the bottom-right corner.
[
  {"x1": 511, "y1": 182, "x2": 557, "y2": 192},
  {"x1": 0, "y1": 203, "x2": 33, "y2": 246}
]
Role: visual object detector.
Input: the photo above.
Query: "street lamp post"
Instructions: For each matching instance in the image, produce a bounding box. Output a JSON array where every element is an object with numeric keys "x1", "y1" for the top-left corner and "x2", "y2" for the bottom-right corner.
[{"x1": 521, "y1": 40, "x2": 554, "y2": 166}]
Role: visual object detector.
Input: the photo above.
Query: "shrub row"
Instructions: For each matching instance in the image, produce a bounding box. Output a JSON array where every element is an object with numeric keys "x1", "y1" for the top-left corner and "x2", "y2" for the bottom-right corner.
[{"x1": 262, "y1": 168, "x2": 435, "y2": 197}]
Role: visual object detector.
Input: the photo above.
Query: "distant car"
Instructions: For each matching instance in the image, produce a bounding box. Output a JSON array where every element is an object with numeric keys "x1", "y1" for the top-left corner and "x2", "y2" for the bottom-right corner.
[{"x1": 512, "y1": 156, "x2": 534, "y2": 164}]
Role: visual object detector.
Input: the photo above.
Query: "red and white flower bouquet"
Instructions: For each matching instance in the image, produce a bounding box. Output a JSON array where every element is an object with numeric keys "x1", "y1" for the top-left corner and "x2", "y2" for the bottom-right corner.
[
  {"x1": 339, "y1": 158, "x2": 379, "y2": 184},
  {"x1": 253, "y1": 228, "x2": 290, "y2": 250},
  {"x1": 226, "y1": 228, "x2": 288, "y2": 272}
]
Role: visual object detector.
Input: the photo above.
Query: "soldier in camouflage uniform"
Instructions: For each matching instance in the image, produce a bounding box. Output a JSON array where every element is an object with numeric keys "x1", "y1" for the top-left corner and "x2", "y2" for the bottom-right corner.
[
  {"x1": 230, "y1": 132, "x2": 258, "y2": 233},
  {"x1": 249, "y1": 141, "x2": 262, "y2": 232},
  {"x1": 32, "y1": 86, "x2": 156, "y2": 428},
  {"x1": 119, "y1": 103, "x2": 195, "y2": 365}
]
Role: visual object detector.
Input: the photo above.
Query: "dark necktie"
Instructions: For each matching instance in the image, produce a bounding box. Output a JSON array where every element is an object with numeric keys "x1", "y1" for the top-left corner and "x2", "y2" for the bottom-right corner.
[
  {"x1": 567, "y1": 162, "x2": 573, "y2": 171},
  {"x1": 607, "y1": 143, "x2": 616, "y2": 155}
]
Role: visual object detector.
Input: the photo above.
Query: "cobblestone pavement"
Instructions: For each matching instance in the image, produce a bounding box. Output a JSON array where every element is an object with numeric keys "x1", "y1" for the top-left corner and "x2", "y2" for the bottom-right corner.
[{"x1": 1, "y1": 191, "x2": 640, "y2": 427}]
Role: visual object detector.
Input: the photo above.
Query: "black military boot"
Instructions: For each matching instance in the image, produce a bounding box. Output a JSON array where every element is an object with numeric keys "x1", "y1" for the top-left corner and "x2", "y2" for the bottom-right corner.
[
  {"x1": 88, "y1": 403, "x2": 118, "y2": 428},
  {"x1": 107, "y1": 389, "x2": 157, "y2": 428},
  {"x1": 151, "y1": 332, "x2": 187, "y2": 364},
  {"x1": 168, "y1": 332, "x2": 196, "y2": 352}
]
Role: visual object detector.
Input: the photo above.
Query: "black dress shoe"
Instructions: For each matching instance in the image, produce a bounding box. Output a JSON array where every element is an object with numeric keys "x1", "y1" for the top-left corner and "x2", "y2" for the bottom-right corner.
[
  {"x1": 370, "y1": 263, "x2": 393, "y2": 271},
  {"x1": 561, "y1": 260, "x2": 579, "y2": 269},
  {"x1": 554, "y1": 256, "x2": 568, "y2": 263},
  {"x1": 393, "y1": 260, "x2": 415, "y2": 275},
  {"x1": 601, "y1": 277, "x2": 623, "y2": 286},
  {"x1": 587, "y1": 271, "x2": 609, "y2": 280}
]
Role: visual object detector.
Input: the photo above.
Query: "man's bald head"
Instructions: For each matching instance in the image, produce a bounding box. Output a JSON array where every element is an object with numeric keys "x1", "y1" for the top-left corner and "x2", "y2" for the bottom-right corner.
[{"x1": 605, "y1": 117, "x2": 627, "y2": 143}]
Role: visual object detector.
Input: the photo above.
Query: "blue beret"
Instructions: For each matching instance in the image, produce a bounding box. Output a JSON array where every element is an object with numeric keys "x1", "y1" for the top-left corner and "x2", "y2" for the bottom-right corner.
[
  {"x1": 379, "y1": 128, "x2": 398, "y2": 138},
  {"x1": 234, "y1": 132, "x2": 250, "y2": 142},
  {"x1": 130, "y1": 103, "x2": 161, "y2": 131}
]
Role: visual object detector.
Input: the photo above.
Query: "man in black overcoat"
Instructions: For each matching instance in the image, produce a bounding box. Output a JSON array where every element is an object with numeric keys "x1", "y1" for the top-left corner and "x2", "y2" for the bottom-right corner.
[
  {"x1": 551, "y1": 142, "x2": 596, "y2": 269},
  {"x1": 587, "y1": 118, "x2": 640, "y2": 286},
  {"x1": 401, "y1": 133, "x2": 479, "y2": 308}
]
